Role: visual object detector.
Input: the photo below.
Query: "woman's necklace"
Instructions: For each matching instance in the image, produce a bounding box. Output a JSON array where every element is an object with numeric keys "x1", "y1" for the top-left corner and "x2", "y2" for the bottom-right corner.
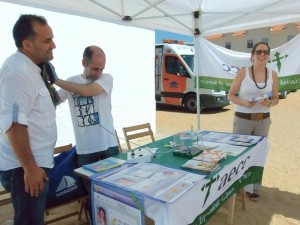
[{"x1": 251, "y1": 65, "x2": 267, "y2": 89}]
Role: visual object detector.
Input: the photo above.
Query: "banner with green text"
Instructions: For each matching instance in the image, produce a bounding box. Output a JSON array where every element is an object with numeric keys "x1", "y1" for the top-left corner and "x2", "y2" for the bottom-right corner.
[{"x1": 198, "y1": 34, "x2": 300, "y2": 91}]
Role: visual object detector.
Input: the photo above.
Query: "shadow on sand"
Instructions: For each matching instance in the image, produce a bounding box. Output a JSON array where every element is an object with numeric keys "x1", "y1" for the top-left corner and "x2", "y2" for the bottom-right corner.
[
  {"x1": 156, "y1": 103, "x2": 231, "y2": 114},
  {"x1": 207, "y1": 186, "x2": 300, "y2": 225}
]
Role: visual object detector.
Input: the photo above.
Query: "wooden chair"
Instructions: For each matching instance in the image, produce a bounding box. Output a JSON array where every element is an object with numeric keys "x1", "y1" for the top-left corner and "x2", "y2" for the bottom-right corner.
[
  {"x1": 218, "y1": 188, "x2": 247, "y2": 225},
  {"x1": 44, "y1": 144, "x2": 90, "y2": 224},
  {"x1": 0, "y1": 189, "x2": 11, "y2": 207},
  {"x1": 53, "y1": 143, "x2": 73, "y2": 154},
  {"x1": 115, "y1": 130, "x2": 123, "y2": 153},
  {"x1": 122, "y1": 123, "x2": 155, "y2": 150},
  {"x1": 239, "y1": 188, "x2": 247, "y2": 210},
  {"x1": 218, "y1": 194, "x2": 236, "y2": 225},
  {"x1": 45, "y1": 195, "x2": 89, "y2": 224},
  {"x1": 0, "y1": 187, "x2": 12, "y2": 224},
  {"x1": 0, "y1": 144, "x2": 90, "y2": 224}
]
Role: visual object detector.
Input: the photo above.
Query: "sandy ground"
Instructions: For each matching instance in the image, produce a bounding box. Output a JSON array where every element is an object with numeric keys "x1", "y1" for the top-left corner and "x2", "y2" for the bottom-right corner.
[
  {"x1": 155, "y1": 90, "x2": 300, "y2": 225},
  {"x1": 1, "y1": 91, "x2": 300, "y2": 225}
]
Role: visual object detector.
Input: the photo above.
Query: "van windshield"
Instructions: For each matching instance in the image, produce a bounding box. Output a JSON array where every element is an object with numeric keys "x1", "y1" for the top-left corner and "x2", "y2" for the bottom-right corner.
[{"x1": 181, "y1": 55, "x2": 194, "y2": 72}]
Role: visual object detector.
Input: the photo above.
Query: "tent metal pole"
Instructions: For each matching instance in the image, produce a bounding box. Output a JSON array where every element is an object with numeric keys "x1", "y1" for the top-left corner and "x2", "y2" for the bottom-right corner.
[{"x1": 194, "y1": 11, "x2": 201, "y2": 130}]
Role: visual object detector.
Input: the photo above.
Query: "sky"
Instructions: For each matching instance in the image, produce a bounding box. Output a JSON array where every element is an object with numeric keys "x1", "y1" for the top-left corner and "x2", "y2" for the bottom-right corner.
[{"x1": 155, "y1": 29, "x2": 194, "y2": 44}]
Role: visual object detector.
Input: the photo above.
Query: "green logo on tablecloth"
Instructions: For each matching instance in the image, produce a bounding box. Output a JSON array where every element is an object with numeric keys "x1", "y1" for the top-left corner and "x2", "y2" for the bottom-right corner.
[{"x1": 201, "y1": 175, "x2": 220, "y2": 206}]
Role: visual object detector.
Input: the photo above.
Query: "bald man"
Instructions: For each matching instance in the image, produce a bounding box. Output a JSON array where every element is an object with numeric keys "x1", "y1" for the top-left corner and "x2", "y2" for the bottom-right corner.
[{"x1": 55, "y1": 46, "x2": 118, "y2": 217}]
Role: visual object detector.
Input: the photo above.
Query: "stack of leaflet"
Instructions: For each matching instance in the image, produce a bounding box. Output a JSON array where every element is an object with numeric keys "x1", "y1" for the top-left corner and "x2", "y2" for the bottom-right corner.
[
  {"x1": 181, "y1": 150, "x2": 226, "y2": 173},
  {"x1": 83, "y1": 158, "x2": 121, "y2": 173},
  {"x1": 193, "y1": 150, "x2": 227, "y2": 163},
  {"x1": 249, "y1": 92, "x2": 272, "y2": 103}
]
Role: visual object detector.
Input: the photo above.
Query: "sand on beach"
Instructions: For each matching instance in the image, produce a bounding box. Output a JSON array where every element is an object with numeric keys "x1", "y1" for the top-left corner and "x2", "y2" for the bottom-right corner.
[
  {"x1": 156, "y1": 90, "x2": 300, "y2": 225},
  {"x1": 1, "y1": 91, "x2": 299, "y2": 225}
]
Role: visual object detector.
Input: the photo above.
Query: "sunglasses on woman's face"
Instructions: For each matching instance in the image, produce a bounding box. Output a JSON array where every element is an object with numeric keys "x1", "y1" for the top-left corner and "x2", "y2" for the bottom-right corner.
[{"x1": 254, "y1": 50, "x2": 270, "y2": 55}]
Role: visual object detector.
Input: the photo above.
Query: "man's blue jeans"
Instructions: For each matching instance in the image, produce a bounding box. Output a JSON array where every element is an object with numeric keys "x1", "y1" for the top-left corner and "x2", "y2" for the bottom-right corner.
[{"x1": 0, "y1": 167, "x2": 49, "y2": 225}]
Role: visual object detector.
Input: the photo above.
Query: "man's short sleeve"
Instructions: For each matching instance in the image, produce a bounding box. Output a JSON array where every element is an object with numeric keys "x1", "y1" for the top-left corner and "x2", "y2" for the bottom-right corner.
[
  {"x1": 0, "y1": 74, "x2": 33, "y2": 132},
  {"x1": 96, "y1": 73, "x2": 113, "y2": 94}
]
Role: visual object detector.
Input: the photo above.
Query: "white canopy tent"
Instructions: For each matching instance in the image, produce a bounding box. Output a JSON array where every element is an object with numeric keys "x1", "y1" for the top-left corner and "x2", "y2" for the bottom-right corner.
[
  {"x1": 2, "y1": 0, "x2": 300, "y2": 36},
  {"x1": 2, "y1": 0, "x2": 300, "y2": 128}
]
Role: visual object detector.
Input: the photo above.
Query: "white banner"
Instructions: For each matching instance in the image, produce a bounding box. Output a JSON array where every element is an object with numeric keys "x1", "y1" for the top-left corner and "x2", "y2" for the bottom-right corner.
[{"x1": 198, "y1": 34, "x2": 300, "y2": 91}]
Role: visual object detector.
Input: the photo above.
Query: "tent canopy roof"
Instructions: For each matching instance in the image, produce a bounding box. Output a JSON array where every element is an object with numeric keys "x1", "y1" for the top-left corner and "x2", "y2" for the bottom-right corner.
[{"x1": 3, "y1": 0, "x2": 300, "y2": 37}]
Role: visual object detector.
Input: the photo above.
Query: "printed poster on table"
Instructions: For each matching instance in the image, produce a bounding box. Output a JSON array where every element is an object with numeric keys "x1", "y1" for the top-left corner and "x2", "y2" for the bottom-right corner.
[
  {"x1": 92, "y1": 180, "x2": 145, "y2": 225},
  {"x1": 99, "y1": 163, "x2": 205, "y2": 203}
]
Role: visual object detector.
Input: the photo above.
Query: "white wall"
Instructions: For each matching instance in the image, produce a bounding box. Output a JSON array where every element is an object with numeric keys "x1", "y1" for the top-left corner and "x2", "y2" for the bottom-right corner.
[{"x1": 0, "y1": 2, "x2": 156, "y2": 146}]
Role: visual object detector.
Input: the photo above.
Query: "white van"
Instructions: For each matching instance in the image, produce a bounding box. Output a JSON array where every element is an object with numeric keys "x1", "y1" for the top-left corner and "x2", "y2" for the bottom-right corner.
[{"x1": 155, "y1": 40, "x2": 229, "y2": 112}]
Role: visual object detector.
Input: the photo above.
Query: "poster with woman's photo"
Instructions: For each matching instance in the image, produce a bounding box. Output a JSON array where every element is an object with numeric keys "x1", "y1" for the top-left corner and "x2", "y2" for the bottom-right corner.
[
  {"x1": 92, "y1": 183, "x2": 145, "y2": 225},
  {"x1": 96, "y1": 206, "x2": 108, "y2": 225}
]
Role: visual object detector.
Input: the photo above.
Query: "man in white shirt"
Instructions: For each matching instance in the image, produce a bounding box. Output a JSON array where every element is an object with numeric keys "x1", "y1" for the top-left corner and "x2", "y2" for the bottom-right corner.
[
  {"x1": 55, "y1": 46, "x2": 119, "y2": 217},
  {"x1": 0, "y1": 14, "x2": 57, "y2": 225}
]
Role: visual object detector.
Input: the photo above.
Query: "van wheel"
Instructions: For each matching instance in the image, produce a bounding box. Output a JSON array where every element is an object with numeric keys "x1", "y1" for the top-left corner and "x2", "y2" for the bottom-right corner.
[
  {"x1": 184, "y1": 95, "x2": 203, "y2": 113},
  {"x1": 279, "y1": 91, "x2": 287, "y2": 99}
]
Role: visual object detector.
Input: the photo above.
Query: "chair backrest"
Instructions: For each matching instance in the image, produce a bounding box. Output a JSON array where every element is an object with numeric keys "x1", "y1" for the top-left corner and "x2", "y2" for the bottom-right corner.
[
  {"x1": 54, "y1": 143, "x2": 73, "y2": 154},
  {"x1": 0, "y1": 189, "x2": 11, "y2": 207},
  {"x1": 1, "y1": 144, "x2": 73, "y2": 208},
  {"x1": 122, "y1": 123, "x2": 155, "y2": 150},
  {"x1": 0, "y1": 144, "x2": 90, "y2": 224},
  {"x1": 115, "y1": 130, "x2": 123, "y2": 153}
]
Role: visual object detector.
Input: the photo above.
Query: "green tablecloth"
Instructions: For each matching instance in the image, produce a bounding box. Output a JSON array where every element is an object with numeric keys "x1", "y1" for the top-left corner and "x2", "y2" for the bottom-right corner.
[
  {"x1": 92, "y1": 131, "x2": 268, "y2": 225},
  {"x1": 115, "y1": 133, "x2": 253, "y2": 178}
]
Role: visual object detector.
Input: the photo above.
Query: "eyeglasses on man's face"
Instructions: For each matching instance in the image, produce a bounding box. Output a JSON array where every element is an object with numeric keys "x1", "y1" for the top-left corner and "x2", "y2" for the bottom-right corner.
[{"x1": 254, "y1": 50, "x2": 270, "y2": 55}]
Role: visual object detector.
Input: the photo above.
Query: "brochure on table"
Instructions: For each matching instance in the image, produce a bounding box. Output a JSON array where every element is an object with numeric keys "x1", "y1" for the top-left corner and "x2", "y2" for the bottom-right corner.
[
  {"x1": 193, "y1": 150, "x2": 226, "y2": 163},
  {"x1": 174, "y1": 130, "x2": 262, "y2": 148},
  {"x1": 200, "y1": 131, "x2": 263, "y2": 146},
  {"x1": 181, "y1": 159, "x2": 220, "y2": 173},
  {"x1": 83, "y1": 158, "x2": 121, "y2": 172},
  {"x1": 172, "y1": 131, "x2": 263, "y2": 163}
]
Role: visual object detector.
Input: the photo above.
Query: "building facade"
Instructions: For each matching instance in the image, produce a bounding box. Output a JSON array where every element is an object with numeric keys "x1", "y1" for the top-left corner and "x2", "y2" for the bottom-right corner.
[{"x1": 207, "y1": 22, "x2": 300, "y2": 52}]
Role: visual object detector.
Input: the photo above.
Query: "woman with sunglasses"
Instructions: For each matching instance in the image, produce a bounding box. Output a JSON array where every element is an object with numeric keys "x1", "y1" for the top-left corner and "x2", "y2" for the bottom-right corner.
[{"x1": 227, "y1": 42, "x2": 279, "y2": 202}]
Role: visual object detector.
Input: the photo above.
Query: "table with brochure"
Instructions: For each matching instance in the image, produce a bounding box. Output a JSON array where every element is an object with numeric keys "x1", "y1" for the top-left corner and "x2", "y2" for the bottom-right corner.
[{"x1": 77, "y1": 130, "x2": 269, "y2": 225}]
